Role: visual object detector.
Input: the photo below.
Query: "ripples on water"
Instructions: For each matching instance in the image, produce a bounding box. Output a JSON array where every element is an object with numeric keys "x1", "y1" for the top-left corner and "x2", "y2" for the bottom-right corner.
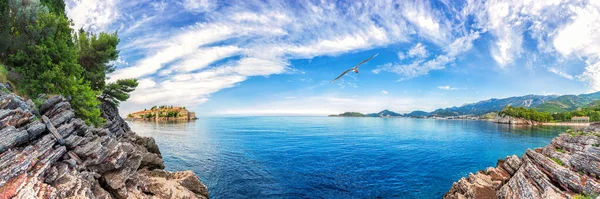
[{"x1": 128, "y1": 117, "x2": 574, "y2": 199}]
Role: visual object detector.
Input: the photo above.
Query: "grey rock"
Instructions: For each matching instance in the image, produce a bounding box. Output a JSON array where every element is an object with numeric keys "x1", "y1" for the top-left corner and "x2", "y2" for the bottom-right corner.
[
  {"x1": 445, "y1": 130, "x2": 600, "y2": 199},
  {"x1": 0, "y1": 91, "x2": 209, "y2": 199},
  {"x1": 25, "y1": 120, "x2": 46, "y2": 141}
]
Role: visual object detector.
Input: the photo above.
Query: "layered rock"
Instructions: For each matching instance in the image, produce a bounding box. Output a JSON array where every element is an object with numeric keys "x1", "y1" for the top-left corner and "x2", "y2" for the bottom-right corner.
[
  {"x1": 495, "y1": 116, "x2": 541, "y2": 125},
  {"x1": 0, "y1": 89, "x2": 209, "y2": 198},
  {"x1": 445, "y1": 123, "x2": 600, "y2": 199}
]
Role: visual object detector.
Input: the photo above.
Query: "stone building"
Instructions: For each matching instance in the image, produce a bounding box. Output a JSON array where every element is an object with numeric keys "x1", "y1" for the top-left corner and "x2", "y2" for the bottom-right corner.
[{"x1": 571, "y1": 116, "x2": 590, "y2": 123}]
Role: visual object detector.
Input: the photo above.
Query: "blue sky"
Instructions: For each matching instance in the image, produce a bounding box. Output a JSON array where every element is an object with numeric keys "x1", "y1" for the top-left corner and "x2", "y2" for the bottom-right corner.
[{"x1": 65, "y1": 0, "x2": 600, "y2": 116}]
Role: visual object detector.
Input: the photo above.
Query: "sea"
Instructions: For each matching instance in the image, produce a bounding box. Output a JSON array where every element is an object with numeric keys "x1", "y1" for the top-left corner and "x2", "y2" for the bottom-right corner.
[{"x1": 128, "y1": 117, "x2": 574, "y2": 199}]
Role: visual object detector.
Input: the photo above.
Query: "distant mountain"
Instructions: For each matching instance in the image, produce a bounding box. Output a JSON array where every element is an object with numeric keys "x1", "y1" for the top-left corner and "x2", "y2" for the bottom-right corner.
[
  {"x1": 431, "y1": 94, "x2": 559, "y2": 116},
  {"x1": 366, "y1": 109, "x2": 403, "y2": 117},
  {"x1": 404, "y1": 110, "x2": 430, "y2": 117},
  {"x1": 329, "y1": 112, "x2": 365, "y2": 117},
  {"x1": 328, "y1": 91, "x2": 600, "y2": 117},
  {"x1": 534, "y1": 92, "x2": 600, "y2": 113}
]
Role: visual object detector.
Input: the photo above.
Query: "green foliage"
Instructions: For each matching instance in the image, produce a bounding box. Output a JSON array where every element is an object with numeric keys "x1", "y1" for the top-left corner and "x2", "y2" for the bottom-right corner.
[
  {"x1": 550, "y1": 157, "x2": 564, "y2": 166},
  {"x1": 144, "y1": 113, "x2": 155, "y2": 119},
  {"x1": 579, "y1": 170, "x2": 584, "y2": 175},
  {"x1": 593, "y1": 143, "x2": 600, "y2": 147},
  {"x1": 40, "y1": 0, "x2": 64, "y2": 15},
  {"x1": 551, "y1": 102, "x2": 600, "y2": 122},
  {"x1": 4, "y1": 9, "x2": 104, "y2": 126},
  {"x1": 100, "y1": 78, "x2": 138, "y2": 106},
  {"x1": 0, "y1": 0, "x2": 9, "y2": 57},
  {"x1": 480, "y1": 112, "x2": 498, "y2": 120},
  {"x1": 69, "y1": 80, "x2": 104, "y2": 126},
  {"x1": 1, "y1": 0, "x2": 49, "y2": 57},
  {"x1": 535, "y1": 94, "x2": 600, "y2": 113},
  {"x1": 555, "y1": 148, "x2": 565, "y2": 153},
  {"x1": 573, "y1": 193, "x2": 593, "y2": 199},
  {"x1": 0, "y1": 63, "x2": 8, "y2": 83},
  {"x1": 498, "y1": 106, "x2": 553, "y2": 122},
  {"x1": 75, "y1": 30, "x2": 120, "y2": 91},
  {"x1": 166, "y1": 110, "x2": 179, "y2": 118}
]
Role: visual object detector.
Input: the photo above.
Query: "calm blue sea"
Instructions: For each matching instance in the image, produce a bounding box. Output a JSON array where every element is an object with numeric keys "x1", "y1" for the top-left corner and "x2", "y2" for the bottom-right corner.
[{"x1": 128, "y1": 117, "x2": 573, "y2": 199}]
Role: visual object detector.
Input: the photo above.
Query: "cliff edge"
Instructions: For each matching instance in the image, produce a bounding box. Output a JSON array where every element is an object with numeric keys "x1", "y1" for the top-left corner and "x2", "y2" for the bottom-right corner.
[
  {"x1": 0, "y1": 87, "x2": 209, "y2": 198},
  {"x1": 444, "y1": 123, "x2": 600, "y2": 199}
]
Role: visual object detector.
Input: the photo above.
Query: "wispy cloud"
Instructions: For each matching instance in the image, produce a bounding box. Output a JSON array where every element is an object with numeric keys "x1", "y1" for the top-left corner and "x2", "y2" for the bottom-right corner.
[
  {"x1": 407, "y1": 43, "x2": 427, "y2": 58},
  {"x1": 548, "y1": 67, "x2": 574, "y2": 80},
  {"x1": 438, "y1": 85, "x2": 458, "y2": 91},
  {"x1": 381, "y1": 90, "x2": 389, "y2": 95},
  {"x1": 63, "y1": 0, "x2": 600, "y2": 115}
]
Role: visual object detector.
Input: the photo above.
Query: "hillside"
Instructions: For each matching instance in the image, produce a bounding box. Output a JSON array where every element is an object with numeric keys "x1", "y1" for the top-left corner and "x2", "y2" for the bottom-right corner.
[
  {"x1": 429, "y1": 92, "x2": 600, "y2": 116},
  {"x1": 431, "y1": 94, "x2": 559, "y2": 116},
  {"x1": 329, "y1": 91, "x2": 600, "y2": 118},
  {"x1": 366, "y1": 109, "x2": 403, "y2": 117},
  {"x1": 534, "y1": 92, "x2": 600, "y2": 113},
  {"x1": 329, "y1": 112, "x2": 366, "y2": 117}
]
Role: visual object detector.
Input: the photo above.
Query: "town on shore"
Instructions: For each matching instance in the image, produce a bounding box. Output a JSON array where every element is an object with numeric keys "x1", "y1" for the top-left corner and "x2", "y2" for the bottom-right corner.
[{"x1": 330, "y1": 91, "x2": 600, "y2": 126}]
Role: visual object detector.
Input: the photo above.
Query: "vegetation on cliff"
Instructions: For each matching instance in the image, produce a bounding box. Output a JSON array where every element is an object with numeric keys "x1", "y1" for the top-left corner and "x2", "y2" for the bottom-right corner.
[
  {"x1": 498, "y1": 106, "x2": 553, "y2": 122},
  {"x1": 0, "y1": 0, "x2": 137, "y2": 126},
  {"x1": 499, "y1": 102, "x2": 600, "y2": 122}
]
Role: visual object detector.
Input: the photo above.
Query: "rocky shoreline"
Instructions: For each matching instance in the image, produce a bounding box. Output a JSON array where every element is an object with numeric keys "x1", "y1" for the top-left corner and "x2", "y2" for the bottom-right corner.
[
  {"x1": 0, "y1": 88, "x2": 209, "y2": 198},
  {"x1": 494, "y1": 116, "x2": 542, "y2": 125},
  {"x1": 444, "y1": 123, "x2": 600, "y2": 199}
]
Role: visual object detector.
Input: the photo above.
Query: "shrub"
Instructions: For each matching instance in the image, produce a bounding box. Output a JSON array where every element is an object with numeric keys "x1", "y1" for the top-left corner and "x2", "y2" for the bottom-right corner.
[{"x1": 550, "y1": 157, "x2": 563, "y2": 166}]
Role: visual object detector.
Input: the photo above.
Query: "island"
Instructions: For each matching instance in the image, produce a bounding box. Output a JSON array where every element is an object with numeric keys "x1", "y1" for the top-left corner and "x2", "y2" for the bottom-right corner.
[{"x1": 127, "y1": 105, "x2": 198, "y2": 121}]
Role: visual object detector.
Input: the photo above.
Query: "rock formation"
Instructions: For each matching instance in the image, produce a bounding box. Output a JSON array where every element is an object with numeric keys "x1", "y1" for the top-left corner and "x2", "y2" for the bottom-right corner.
[
  {"x1": 445, "y1": 123, "x2": 600, "y2": 199},
  {"x1": 0, "y1": 88, "x2": 209, "y2": 198},
  {"x1": 495, "y1": 116, "x2": 541, "y2": 125}
]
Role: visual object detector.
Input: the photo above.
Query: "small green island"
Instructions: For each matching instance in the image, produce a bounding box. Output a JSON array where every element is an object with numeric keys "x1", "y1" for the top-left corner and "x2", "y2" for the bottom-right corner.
[
  {"x1": 328, "y1": 112, "x2": 366, "y2": 117},
  {"x1": 127, "y1": 105, "x2": 198, "y2": 121}
]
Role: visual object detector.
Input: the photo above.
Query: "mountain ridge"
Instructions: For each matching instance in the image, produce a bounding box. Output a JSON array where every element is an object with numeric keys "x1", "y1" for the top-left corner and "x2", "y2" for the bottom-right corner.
[{"x1": 331, "y1": 91, "x2": 600, "y2": 117}]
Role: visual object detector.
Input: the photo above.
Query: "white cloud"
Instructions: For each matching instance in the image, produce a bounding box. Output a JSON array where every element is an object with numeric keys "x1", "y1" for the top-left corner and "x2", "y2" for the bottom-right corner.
[
  {"x1": 372, "y1": 32, "x2": 479, "y2": 80},
  {"x1": 397, "y1": 52, "x2": 406, "y2": 60},
  {"x1": 66, "y1": 0, "x2": 120, "y2": 31},
  {"x1": 407, "y1": 43, "x2": 427, "y2": 58},
  {"x1": 381, "y1": 90, "x2": 389, "y2": 95},
  {"x1": 578, "y1": 61, "x2": 600, "y2": 92},
  {"x1": 548, "y1": 68, "x2": 574, "y2": 80},
  {"x1": 181, "y1": 0, "x2": 215, "y2": 13},
  {"x1": 73, "y1": 0, "x2": 600, "y2": 115},
  {"x1": 438, "y1": 85, "x2": 458, "y2": 90}
]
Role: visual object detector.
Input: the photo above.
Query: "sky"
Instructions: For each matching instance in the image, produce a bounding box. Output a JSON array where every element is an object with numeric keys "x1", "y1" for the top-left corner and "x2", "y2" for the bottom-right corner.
[{"x1": 64, "y1": 0, "x2": 600, "y2": 116}]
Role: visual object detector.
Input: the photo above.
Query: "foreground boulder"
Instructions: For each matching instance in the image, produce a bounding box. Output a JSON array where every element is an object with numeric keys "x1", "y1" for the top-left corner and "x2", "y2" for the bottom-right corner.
[
  {"x1": 445, "y1": 123, "x2": 600, "y2": 199},
  {"x1": 0, "y1": 90, "x2": 209, "y2": 198}
]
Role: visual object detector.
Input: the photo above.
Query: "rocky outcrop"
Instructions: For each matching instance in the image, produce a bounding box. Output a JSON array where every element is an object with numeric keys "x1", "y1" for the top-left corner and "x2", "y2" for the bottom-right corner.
[
  {"x1": 0, "y1": 89, "x2": 209, "y2": 198},
  {"x1": 445, "y1": 123, "x2": 600, "y2": 199},
  {"x1": 495, "y1": 116, "x2": 541, "y2": 125}
]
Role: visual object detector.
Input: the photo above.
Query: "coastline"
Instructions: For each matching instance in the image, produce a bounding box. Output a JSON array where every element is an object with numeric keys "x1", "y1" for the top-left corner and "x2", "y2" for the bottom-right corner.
[
  {"x1": 444, "y1": 123, "x2": 600, "y2": 198},
  {"x1": 0, "y1": 87, "x2": 209, "y2": 198}
]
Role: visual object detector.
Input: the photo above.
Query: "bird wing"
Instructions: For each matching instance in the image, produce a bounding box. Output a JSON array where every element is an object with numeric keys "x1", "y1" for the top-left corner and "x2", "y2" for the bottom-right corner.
[
  {"x1": 353, "y1": 53, "x2": 379, "y2": 69},
  {"x1": 330, "y1": 68, "x2": 353, "y2": 83}
]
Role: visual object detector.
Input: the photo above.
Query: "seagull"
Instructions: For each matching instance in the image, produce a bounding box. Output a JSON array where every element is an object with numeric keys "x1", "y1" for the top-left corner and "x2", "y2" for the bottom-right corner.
[{"x1": 330, "y1": 53, "x2": 379, "y2": 83}]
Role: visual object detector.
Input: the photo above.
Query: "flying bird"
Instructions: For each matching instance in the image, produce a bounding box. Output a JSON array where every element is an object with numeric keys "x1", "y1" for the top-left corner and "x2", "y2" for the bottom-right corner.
[{"x1": 330, "y1": 53, "x2": 379, "y2": 83}]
